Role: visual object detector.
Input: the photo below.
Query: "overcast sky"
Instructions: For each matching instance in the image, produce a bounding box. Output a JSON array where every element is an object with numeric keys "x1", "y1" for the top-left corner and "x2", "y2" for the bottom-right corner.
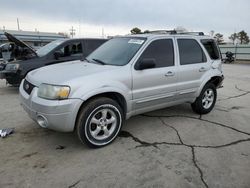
[{"x1": 0, "y1": 0, "x2": 250, "y2": 39}]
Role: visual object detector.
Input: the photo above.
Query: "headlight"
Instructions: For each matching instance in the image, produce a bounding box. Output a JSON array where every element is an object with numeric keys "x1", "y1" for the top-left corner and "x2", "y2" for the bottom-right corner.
[
  {"x1": 5, "y1": 63, "x2": 20, "y2": 71},
  {"x1": 38, "y1": 84, "x2": 70, "y2": 100}
]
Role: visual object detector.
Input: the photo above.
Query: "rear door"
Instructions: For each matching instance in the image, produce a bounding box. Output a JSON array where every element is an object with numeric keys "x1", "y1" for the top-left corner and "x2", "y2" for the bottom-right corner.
[
  {"x1": 132, "y1": 38, "x2": 177, "y2": 112},
  {"x1": 175, "y1": 38, "x2": 210, "y2": 99}
]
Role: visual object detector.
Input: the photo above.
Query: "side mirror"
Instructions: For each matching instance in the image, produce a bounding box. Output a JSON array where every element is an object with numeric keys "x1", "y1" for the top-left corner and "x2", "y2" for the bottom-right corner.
[
  {"x1": 136, "y1": 58, "x2": 156, "y2": 70},
  {"x1": 54, "y1": 51, "x2": 63, "y2": 60}
]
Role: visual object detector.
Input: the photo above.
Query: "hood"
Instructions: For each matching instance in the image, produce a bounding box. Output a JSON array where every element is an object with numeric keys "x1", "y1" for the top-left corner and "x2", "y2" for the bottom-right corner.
[
  {"x1": 4, "y1": 32, "x2": 37, "y2": 57},
  {"x1": 26, "y1": 60, "x2": 119, "y2": 86}
]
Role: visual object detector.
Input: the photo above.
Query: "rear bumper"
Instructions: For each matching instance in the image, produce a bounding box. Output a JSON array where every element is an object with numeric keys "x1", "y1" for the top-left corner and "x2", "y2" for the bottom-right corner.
[
  {"x1": 19, "y1": 80, "x2": 83, "y2": 132},
  {"x1": 217, "y1": 75, "x2": 224, "y2": 88}
]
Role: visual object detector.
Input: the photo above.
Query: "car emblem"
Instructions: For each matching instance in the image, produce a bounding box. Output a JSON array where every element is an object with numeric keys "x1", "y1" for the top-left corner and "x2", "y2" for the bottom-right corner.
[{"x1": 25, "y1": 83, "x2": 30, "y2": 90}]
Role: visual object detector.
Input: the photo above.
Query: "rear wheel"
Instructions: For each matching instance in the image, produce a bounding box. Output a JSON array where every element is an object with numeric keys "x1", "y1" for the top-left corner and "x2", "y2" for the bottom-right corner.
[
  {"x1": 76, "y1": 97, "x2": 124, "y2": 148},
  {"x1": 191, "y1": 83, "x2": 217, "y2": 114}
]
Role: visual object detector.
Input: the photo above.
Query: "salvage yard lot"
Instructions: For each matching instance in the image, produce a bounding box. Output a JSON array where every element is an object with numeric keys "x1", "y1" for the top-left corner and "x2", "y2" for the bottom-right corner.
[{"x1": 0, "y1": 63, "x2": 250, "y2": 188}]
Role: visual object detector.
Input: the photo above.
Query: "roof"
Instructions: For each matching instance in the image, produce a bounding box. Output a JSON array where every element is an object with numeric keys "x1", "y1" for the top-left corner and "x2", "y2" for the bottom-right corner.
[{"x1": 124, "y1": 32, "x2": 213, "y2": 40}]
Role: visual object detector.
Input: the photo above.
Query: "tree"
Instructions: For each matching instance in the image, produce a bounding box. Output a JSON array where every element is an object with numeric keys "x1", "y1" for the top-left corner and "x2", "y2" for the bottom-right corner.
[
  {"x1": 143, "y1": 30, "x2": 150, "y2": 34},
  {"x1": 130, "y1": 27, "x2": 142, "y2": 34},
  {"x1": 214, "y1": 33, "x2": 224, "y2": 44},
  {"x1": 229, "y1": 33, "x2": 237, "y2": 44},
  {"x1": 237, "y1": 30, "x2": 249, "y2": 44}
]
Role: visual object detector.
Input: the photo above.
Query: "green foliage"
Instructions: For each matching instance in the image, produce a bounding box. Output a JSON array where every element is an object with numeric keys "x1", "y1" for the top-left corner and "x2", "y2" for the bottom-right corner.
[
  {"x1": 237, "y1": 30, "x2": 249, "y2": 44},
  {"x1": 130, "y1": 27, "x2": 142, "y2": 34},
  {"x1": 229, "y1": 33, "x2": 237, "y2": 43},
  {"x1": 214, "y1": 33, "x2": 224, "y2": 44}
]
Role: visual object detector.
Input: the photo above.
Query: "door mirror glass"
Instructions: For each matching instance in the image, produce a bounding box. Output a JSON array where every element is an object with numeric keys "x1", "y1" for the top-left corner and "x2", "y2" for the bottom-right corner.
[
  {"x1": 137, "y1": 58, "x2": 156, "y2": 70},
  {"x1": 54, "y1": 51, "x2": 64, "y2": 60}
]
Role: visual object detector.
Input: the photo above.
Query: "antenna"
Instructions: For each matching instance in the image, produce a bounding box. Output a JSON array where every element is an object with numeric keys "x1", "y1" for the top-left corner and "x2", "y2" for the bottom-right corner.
[{"x1": 17, "y1": 18, "x2": 20, "y2": 31}]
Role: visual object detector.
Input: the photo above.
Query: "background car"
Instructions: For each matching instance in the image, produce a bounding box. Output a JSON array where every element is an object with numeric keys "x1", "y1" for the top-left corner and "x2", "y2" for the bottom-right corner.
[{"x1": 0, "y1": 32, "x2": 108, "y2": 85}]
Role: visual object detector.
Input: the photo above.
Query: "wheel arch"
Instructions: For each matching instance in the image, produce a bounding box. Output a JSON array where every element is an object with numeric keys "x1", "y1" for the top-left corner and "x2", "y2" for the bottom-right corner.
[
  {"x1": 196, "y1": 75, "x2": 223, "y2": 97},
  {"x1": 74, "y1": 91, "x2": 127, "y2": 131}
]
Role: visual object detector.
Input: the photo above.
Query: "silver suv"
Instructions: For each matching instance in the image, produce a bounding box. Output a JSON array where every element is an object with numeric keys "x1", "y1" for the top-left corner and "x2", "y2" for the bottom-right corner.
[{"x1": 19, "y1": 31, "x2": 224, "y2": 147}]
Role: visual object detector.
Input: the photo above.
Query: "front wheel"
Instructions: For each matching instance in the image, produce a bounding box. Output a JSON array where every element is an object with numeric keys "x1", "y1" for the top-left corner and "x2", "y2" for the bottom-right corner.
[
  {"x1": 76, "y1": 97, "x2": 124, "y2": 148},
  {"x1": 191, "y1": 83, "x2": 217, "y2": 114}
]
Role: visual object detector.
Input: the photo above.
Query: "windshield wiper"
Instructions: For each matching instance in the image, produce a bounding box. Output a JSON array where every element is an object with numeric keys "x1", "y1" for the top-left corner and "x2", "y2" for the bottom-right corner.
[{"x1": 92, "y1": 58, "x2": 106, "y2": 65}]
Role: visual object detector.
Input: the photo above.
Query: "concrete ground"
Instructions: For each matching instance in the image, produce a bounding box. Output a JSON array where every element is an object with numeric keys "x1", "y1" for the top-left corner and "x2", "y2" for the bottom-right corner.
[{"x1": 0, "y1": 63, "x2": 250, "y2": 188}]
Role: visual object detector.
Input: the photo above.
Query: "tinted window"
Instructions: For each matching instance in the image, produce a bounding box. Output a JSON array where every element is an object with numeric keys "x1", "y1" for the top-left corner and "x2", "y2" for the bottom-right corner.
[
  {"x1": 84, "y1": 40, "x2": 107, "y2": 56},
  {"x1": 58, "y1": 42, "x2": 82, "y2": 57},
  {"x1": 138, "y1": 39, "x2": 174, "y2": 68},
  {"x1": 36, "y1": 39, "x2": 64, "y2": 56},
  {"x1": 201, "y1": 39, "x2": 220, "y2": 60},
  {"x1": 178, "y1": 39, "x2": 206, "y2": 65}
]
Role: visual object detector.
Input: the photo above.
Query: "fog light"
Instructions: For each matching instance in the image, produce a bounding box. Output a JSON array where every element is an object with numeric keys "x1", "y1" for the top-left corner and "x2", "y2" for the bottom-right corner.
[{"x1": 36, "y1": 115, "x2": 48, "y2": 128}]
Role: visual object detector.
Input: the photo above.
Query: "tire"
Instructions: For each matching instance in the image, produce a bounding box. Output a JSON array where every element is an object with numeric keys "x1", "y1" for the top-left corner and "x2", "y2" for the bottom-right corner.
[
  {"x1": 191, "y1": 83, "x2": 217, "y2": 114},
  {"x1": 76, "y1": 97, "x2": 124, "y2": 148}
]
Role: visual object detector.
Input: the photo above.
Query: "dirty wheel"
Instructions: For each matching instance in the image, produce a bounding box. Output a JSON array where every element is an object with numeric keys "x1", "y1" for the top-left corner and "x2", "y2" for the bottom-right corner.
[
  {"x1": 76, "y1": 97, "x2": 123, "y2": 148},
  {"x1": 191, "y1": 83, "x2": 217, "y2": 114}
]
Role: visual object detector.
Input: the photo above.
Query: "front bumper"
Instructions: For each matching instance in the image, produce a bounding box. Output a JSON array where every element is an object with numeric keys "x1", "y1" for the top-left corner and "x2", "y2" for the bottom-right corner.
[
  {"x1": 0, "y1": 69, "x2": 22, "y2": 85},
  {"x1": 0, "y1": 69, "x2": 17, "y2": 78},
  {"x1": 19, "y1": 80, "x2": 83, "y2": 132}
]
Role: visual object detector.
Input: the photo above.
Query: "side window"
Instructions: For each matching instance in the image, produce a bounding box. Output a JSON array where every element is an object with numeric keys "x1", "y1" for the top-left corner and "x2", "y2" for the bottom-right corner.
[
  {"x1": 178, "y1": 39, "x2": 206, "y2": 65},
  {"x1": 84, "y1": 40, "x2": 106, "y2": 56},
  {"x1": 138, "y1": 39, "x2": 174, "y2": 68},
  {"x1": 201, "y1": 39, "x2": 220, "y2": 60},
  {"x1": 58, "y1": 42, "x2": 82, "y2": 57}
]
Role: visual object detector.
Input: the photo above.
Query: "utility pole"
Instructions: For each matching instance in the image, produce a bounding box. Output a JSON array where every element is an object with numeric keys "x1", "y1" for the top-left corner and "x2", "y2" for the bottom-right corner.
[
  {"x1": 17, "y1": 18, "x2": 20, "y2": 31},
  {"x1": 102, "y1": 27, "x2": 105, "y2": 38},
  {"x1": 69, "y1": 26, "x2": 75, "y2": 38},
  {"x1": 3, "y1": 26, "x2": 5, "y2": 31}
]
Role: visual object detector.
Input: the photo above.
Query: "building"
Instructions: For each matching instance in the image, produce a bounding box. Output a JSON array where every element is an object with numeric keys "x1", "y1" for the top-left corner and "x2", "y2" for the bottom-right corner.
[{"x1": 0, "y1": 29, "x2": 68, "y2": 49}]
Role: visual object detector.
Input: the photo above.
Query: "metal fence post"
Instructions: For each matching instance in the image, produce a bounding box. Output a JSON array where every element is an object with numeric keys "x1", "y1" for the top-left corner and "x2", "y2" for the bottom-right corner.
[{"x1": 235, "y1": 43, "x2": 238, "y2": 60}]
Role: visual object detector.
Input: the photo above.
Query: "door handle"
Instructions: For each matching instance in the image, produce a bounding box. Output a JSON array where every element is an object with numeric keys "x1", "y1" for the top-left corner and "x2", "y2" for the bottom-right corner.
[
  {"x1": 165, "y1": 71, "x2": 175, "y2": 77},
  {"x1": 199, "y1": 67, "x2": 207, "y2": 72}
]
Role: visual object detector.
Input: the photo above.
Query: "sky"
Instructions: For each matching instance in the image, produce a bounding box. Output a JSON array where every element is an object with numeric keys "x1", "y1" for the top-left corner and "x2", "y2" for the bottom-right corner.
[{"x1": 0, "y1": 0, "x2": 250, "y2": 40}]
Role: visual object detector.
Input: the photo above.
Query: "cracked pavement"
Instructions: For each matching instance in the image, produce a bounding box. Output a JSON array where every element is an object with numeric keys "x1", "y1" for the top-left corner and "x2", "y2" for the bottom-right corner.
[{"x1": 1, "y1": 63, "x2": 250, "y2": 188}]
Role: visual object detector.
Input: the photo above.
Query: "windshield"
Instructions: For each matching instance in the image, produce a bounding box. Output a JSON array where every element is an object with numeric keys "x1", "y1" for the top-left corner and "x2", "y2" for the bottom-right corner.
[
  {"x1": 36, "y1": 39, "x2": 65, "y2": 57},
  {"x1": 86, "y1": 37, "x2": 145, "y2": 66}
]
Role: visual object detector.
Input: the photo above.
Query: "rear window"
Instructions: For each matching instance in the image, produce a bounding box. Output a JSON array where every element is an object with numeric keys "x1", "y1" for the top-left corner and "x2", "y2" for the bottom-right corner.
[
  {"x1": 201, "y1": 39, "x2": 220, "y2": 60},
  {"x1": 178, "y1": 39, "x2": 206, "y2": 65}
]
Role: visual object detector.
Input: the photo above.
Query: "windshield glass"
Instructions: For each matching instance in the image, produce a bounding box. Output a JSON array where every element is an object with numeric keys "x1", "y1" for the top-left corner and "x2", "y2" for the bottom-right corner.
[
  {"x1": 86, "y1": 37, "x2": 145, "y2": 66},
  {"x1": 36, "y1": 39, "x2": 65, "y2": 56}
]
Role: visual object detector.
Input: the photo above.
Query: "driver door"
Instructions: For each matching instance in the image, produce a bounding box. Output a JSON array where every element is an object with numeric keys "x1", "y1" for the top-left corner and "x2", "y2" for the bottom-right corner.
[{"x1": 132, "y1": 38, "x2": 178, "y2": 113}]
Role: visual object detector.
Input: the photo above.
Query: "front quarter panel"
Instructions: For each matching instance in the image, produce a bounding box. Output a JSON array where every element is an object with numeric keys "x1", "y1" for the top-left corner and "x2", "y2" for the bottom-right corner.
[{"x1": 68, "y1": 65, "x2": 132, "y2": 114}]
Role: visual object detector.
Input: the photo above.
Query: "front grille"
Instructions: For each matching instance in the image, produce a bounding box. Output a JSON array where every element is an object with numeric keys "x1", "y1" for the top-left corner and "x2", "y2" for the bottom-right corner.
[{"x1": 23, "y1": 79, "x2": 35, "y2": 95}]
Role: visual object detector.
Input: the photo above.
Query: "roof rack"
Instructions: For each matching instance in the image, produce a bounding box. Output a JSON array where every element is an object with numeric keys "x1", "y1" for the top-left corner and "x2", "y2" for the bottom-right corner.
[
  {"x1": 147, "y1": 30, "x2": 205, "y2": 36},
  {"x1": 148, "y1": 30, "x2": 177, "y2": 34},
  {"x1": 178, "y1": 32, "x2": 204, "y2": 36}
]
